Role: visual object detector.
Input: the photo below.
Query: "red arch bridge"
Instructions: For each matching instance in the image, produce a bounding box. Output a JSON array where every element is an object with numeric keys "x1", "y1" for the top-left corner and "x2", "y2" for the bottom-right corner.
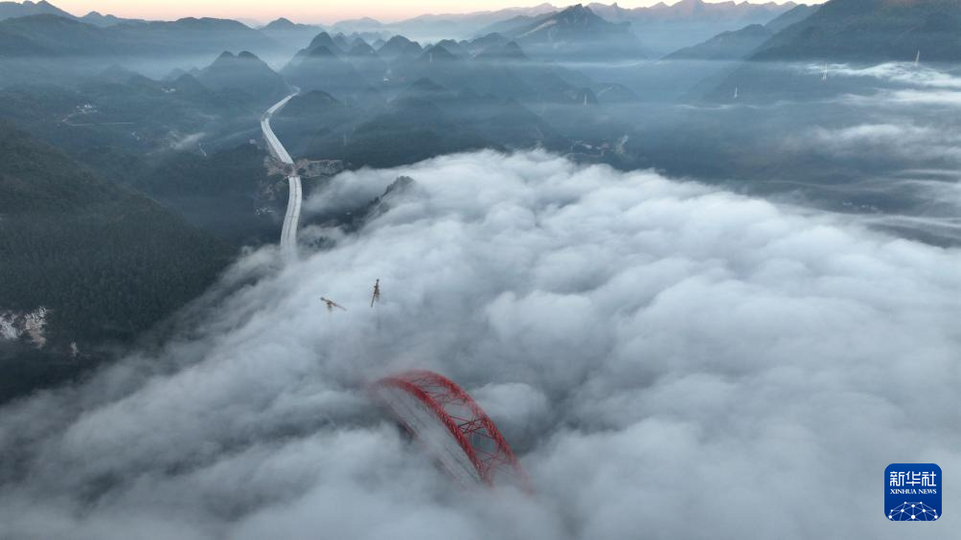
[{"x1": 371, "y1": 370, "x2": 531, "y2": 491}]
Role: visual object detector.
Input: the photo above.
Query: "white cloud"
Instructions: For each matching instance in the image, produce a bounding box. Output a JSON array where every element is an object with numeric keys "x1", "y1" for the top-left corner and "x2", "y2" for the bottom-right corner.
[
  {"x1": 1, "y1": 150, "x2": 959, "y2": 539},
  {"x1": 797, "y1": 62, "x2": 961, "y2": 109},
  {"x1": 791, "y1": 122, "x2": 961, "y2": 162},
  {"x1": 816, "y1": 62, "x2": 961, "y2": 90},
  {"x1": 886, "y1": 89, "x2": 961, "y2": 107}
]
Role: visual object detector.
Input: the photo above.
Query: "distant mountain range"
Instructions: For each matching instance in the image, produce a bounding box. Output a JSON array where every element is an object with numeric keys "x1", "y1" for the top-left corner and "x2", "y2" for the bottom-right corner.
[
  {"x1": 12, "y1": 0, "x2": 953, "y2": 107},
  {"x1": 262, "y1": 17, "x2": 318, "y2": 33},
  {"x1": 0, "y1": 13, "x2": 281, "y2": 65},
  {"x1": 265, "y1": 22, "x2": 627, "y2": 166},
  {"x1": 0, "y1": 0, "x2": 805, "y2": 63},
  {"x1": 258, "y1": 17, "x2": 328, "y2": 57},
  {"x1": 0, "y1": 0, "x2": 70, "y2": 20},
  {"x1": 335, "y1": 4, "x2": 558, "y2": 41},
  {"x1": 0, "y1": 0, "x2": 140, "y2": 26},
  {"x1": 281, "y1": 28, "x2": 587, "y2": 105},
  {"x1": 79, "y1": 11, "x2": 144, "y2": 27},
  {"x1": 474, "y1": 1, "x2": 799, "y2": 57},
  {"x1": 591, "y1": 0, "x2": 797, "y2": 23}
]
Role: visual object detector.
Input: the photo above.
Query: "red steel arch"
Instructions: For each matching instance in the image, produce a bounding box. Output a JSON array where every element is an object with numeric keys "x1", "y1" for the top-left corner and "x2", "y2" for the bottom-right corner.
[{"x1": 371, "y1": 370, "x2": 530, "y2": 491}]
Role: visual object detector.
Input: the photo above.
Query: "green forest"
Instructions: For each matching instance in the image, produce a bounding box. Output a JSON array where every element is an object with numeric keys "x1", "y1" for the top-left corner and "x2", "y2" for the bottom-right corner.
[{"x1": 0, "y1": 123, "x2": 234, "y2": 400}]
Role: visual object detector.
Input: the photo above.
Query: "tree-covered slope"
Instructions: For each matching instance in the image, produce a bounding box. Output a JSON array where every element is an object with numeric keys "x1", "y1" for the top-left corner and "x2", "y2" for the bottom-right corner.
[
  {"x1": 752, "y1": 0, "x2": 961, "y2": 62},
  {"x1": 0, "y1": 122, "x2": 233, "y2": 347}
]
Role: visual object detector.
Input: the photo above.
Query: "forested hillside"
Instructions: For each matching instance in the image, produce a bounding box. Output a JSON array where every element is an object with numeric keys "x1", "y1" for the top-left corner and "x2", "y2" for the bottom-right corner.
[{"x1": 0, "y1": 123, "x2": 234, "y2": 400}]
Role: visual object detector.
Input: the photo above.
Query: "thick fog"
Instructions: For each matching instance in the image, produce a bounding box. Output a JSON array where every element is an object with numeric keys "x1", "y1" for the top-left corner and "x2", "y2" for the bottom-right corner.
[{"x1": 1, "y1": 150, "x2": 959, "y2": 539}]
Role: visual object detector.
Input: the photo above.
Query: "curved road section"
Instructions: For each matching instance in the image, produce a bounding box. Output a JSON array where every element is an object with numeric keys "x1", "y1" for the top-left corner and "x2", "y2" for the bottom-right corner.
[{"x1": 262, "y1": 89, "x2": 301, "y2": 261}]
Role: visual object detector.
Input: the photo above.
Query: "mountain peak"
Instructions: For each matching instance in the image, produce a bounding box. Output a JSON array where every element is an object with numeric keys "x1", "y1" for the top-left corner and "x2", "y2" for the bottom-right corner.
[
  {"x1": 263, "y1": 17, "x2": 295, "y2": 29},
  {"x1": 557, "y1": 3, "x2": 594, "y2": 18},
  {"x1": 516, "y1": 3, "x2": 630, "y2": 39},
  {"x1": 383, "y1": 35, "x2": 412, "y2": 46},
  {"x1": 0, "y1": 0, "x2": 76, "y2": 21},
  {"x1": 504, "y1": 2, "x2": 641, "y2": 59},
  {"x1": 672, "y1": 0, "x2": 707, "y2": 15},
  {"x1": 197, "y1": 48, "x2": 284, "y2": 99},
  {"x1": 308, "y1": 32, "x2": 340, "y2": 52},
  {"x1": 209, "y1": 50, "x2": 264, "y2": 65},
  {"x1": 533, "y1": 3, "x2": 620, "y2": 31},
  {"x1": 377, "y1": 35, "x2": 421, "y2": 60},
  {"x1": 350, "y1": 16, "x2": 381, "y2": 25}
]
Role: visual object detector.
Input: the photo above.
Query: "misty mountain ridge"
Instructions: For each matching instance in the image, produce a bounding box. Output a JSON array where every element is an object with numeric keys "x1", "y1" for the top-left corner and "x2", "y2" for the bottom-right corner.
[
  {"x1": 333, "y1": 16, "x2": 384, "y2": 30},
  {"x1": 749, "y1": 0, "x2": 961, "y2": 63},
  {"x1": 261, "y1": 17, "x2": 319, "y2": 32},
  {"x1": 0, "y1": 0, "x2": 71, "y2": 20},
  {"x1": 695, "y1": 0, "x2": 961, "y2": 104},
  {"x1": 764, "y1": 3, "x2": 820, "y2": 34},
  {"x1": 282, "y1": 36, "x2": 375, "y2": 105},
  {"x1": 195, "y1": 50, "x2": 287, "y2": 102},
  {"x1": 0, "y1": 13, "x2": 280, "y2": 59},
  {"x1": 589, "y1": 0, "x2": 797, "y2": 22},
  {"x1": 667, "y1": 23, "x2": 774, "y2": 60},
  {"x1": 496, "y1": 4, "x2": 645, "y2": 60},
  {"x1": 318, "y1": 1, "x2": 795, "y2": 43},
  {"x1": 306, "y1": 32, "x2": 342, "y2": 54},
  {"x1": 333, "y1": 3, "x2": 556, "y2": 41},
  {"x1": 0, "y1": 0, "x2": 803, "y2": 67},
  {"x1": 376, "y1": 35, "x2": 422, "y2": 61},
  {"x1": 511, "y1": 4, "x2": 631, "y2": 41},
  {"x1": 398, "y1": 3, "x2": 556, "y2": 25},
  {"x1": 666, "y1": 4, "x2": 818, "y2": 61},
  {"x1": 80, "y1": 11, "x2": 142, "y2": 27},
  {"x1": 0, "y1": 1, "x2": 140, "y2": 28},
  {"x1": 280, "y1": 25, "x2": 601, "y2": 107},
  {"x1": 258, "y1": 18, "x2": 327, "y2": 58},
  {"x1": 586, "y1": 0, "x2": 800, "y2": 56}
]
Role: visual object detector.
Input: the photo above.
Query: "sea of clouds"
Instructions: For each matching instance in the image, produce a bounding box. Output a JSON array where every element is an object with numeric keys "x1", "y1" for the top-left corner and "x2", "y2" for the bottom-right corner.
[{"x1": 1, "y1": 150, "x2": 959, "y2": 539}]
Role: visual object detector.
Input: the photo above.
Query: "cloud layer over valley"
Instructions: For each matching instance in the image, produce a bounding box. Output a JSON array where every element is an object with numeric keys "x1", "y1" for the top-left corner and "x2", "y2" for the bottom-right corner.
[{"x1": 1, "y1": 151, "x2": 959, "y2": 539}]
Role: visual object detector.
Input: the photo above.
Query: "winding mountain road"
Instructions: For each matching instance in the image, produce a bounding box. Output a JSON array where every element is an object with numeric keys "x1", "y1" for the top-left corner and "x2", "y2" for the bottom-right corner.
[{"x1": 262, "y1": 88, "x2": 301, "y2": 261}]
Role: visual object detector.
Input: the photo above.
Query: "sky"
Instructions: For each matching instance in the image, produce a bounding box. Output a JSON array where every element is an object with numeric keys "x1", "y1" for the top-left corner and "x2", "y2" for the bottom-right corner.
[{"x1": 45, "y1": 0, "x2": 818, "y2": 24}]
